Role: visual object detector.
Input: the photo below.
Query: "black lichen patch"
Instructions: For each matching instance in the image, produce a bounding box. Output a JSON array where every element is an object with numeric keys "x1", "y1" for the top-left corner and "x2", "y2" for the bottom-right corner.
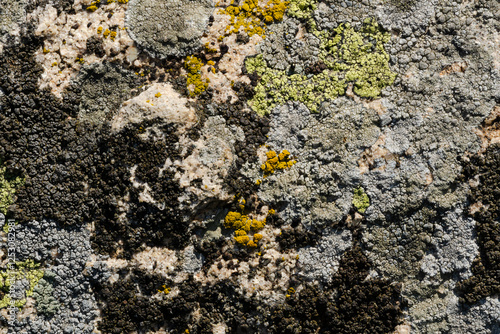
[
  {"x1": 90, "y1": 267, "x2": 169, "y2": 334},
  {"x1": 276, "y1": 223, "x2": 320, "y2": 250},
  {"x1": 85, "y1": 35, "x2": 105, "y2": 58},
  {"x1": 0, "y1": 30, "x2": 92, "y2": 226},
  {"x1": 88, "y1": 120, "x2": 190, "y2": 258},
  {"x1": 91, "y1": 266, "x2": 262, "y2": 333},
  {"x1": 457, "y1": 143, "x2": 500, "y2": 304},
  {"x1": 270, "y1": 244, "x2": 404, "y2": 334},
  {"x1": 0, "y1": 27, "x2": 188, "y2": 259}
]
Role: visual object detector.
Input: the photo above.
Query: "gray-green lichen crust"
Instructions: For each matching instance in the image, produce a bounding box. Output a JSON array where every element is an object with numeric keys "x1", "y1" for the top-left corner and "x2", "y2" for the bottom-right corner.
[{"x1": 126, "y1": 0, "x2": 214, "y2": 58}]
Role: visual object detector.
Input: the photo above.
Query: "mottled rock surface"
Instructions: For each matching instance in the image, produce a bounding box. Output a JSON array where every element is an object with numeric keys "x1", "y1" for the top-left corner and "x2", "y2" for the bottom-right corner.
[{"x1": 0, "y1": 0, "x2": 499, "y2": 333}]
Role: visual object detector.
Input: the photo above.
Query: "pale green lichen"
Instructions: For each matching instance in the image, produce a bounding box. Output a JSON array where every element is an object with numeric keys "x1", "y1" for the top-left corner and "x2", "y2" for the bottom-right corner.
[
  {"x1": 246, "y1": 54, "x2": 346, "y2": 114},
  {"x1": 0, "y1": 158, "x2": 25, "y2": 215},
  {"x1": 0, "y1": 260, "x2": 44, "y2": 309},
  {"x1": 287, "y1": 0, "x2": 317, "y2": 29},
  {"x1": 352, "y1": 186, "x2": 370, "y2": 213},
  {"x1": 246, "y1": 16, "x2": 396, "y2": 115}
]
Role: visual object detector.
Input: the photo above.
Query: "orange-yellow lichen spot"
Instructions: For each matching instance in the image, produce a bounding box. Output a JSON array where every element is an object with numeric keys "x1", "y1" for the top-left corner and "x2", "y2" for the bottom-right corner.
[
  {"x1": 266, "y1": 150, "x2": 277, "y2": 159},
  {"x1": 250, "y1": 219, "x2": 266, "y2": 231},
  {"x1": 224, "y1": 211, "x2": 242, "y2": 229},
  {"x1": 253, "y1": 233, "x2": 263, "y2": 242},
  {"x1": 247, "y1": 240, "x2": 258, "y2": 248},
  {"x1": 155, "y1": 92, "x2": 162, "y2": 98},
  {"x1": 235, "y1": 230, "x2": 247, "y2": 237},
  {"x1": 235, "y1": 235, "x2": 250, "y2": 245}
]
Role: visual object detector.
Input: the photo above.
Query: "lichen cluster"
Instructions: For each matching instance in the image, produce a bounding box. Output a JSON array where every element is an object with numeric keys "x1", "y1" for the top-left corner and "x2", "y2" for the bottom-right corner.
[
  {"x1": 217, "y1": 0, "x2": 289, "y2": 39},
  {"x1": 352, "y1": 186, "x2": 370, "y2": 214},
  {"x1": 223, "y1": 199, "x2": 269, "y2": 248},
  {"x1": 261, "y1": 149, "x2": 296, "y2": 177},
  {"x1": 0, "y1": 159, "x2": 24, "y2": 215},
  {"x1": 246, "y1": 18, "x2": 396, "y2": 114},
  {"x1": 184, "y1": 55, "x2": 210, "y2": 97},
  {"x1": 0, "y1": 260, "x2": 44, "y2": 309}
]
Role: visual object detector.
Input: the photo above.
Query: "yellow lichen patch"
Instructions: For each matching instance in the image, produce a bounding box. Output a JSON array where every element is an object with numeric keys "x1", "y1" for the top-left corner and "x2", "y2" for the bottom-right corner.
[
  {"x1": 109, "y1": 31, "x2": 117, "y2": 41},
  {"x1": 103, "y1": 29, "x2": 110, "y2": 39},
  {"x1": 184, "y1": 55, "x2": 209, "y2": 97},
  {"x1": 217, "y1": 0, "x2": 289, "y2": 40},
  {"x1": 223, "y1": 200, "x2": 273, "y2": 248},
  {"x1": 261, "y1": 149, "x2": 296, "y2": 177},
  {"x1": 154, "y1": 92, "x2": 162, "y2": 98},
  {"x1": 97, "y1": 26, "x2": 103, "y2": 34},
  {"x1": 157, "y1": 285, "x2": 171, "y2": 294},
  {"x1": 205, "y1": 42, "x2": 218, "y2": 53}
]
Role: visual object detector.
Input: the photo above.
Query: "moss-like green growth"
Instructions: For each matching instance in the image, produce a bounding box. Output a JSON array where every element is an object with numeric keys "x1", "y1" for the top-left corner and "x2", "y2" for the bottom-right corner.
[
  {"x1": 246, "y1": 18, "x2": 396, "y2": 115},
  {"x1": 352, "y1": 186, "x2": 370, "y2": 213},
  {"x1": 185, "y1": 55, "x2": 209, "y2": 97},
  {"x1": 0, "y1": 260, "x2": 44, "y2": 309},
  {"x1": 33, "y1": 275, "x2": 60, "y2": 316},
  {"x1": 0, "y1": 159, "x2": 24, "y2": 215}
]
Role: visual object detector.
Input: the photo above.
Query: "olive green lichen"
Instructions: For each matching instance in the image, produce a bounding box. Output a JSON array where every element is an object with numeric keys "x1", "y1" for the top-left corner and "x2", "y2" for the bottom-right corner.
[
  {"x1": 0, "y1": 159, "x2": 24, "y2": 215},
  {"x1": 33, "y1": 274, "x2": 60, "y2": 316},
  {"x1": 0, "y1": 260, "x2": 44, "y2": 309},
  {"x1": 352, "y1": 186, "x2": 370, "y2": 213},
  {"x1": 246, "y1": 18, "x2": 396, "y2": 115}
]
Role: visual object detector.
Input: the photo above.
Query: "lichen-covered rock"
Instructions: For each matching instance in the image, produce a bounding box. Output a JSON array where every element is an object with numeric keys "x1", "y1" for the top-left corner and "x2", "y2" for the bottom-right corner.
[
  {"x1": 1, "y1": 0, "x2": 500, "y2": 332},
  {"x1": 126, "y1": 0, "x2": 214, "y2": 58}
]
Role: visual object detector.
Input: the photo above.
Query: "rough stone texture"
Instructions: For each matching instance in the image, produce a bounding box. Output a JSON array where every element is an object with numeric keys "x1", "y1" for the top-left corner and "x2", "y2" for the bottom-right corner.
[{"x1": 126, "y1": 0, "x2": 214, "y2": 58}]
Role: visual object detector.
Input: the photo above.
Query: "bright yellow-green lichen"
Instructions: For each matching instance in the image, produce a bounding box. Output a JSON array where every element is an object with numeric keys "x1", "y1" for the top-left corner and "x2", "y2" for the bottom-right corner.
[
  {"x1": 261, "y1": 150, "x2": 296, "y2": 177},
  {"x1": 109, "y1": 31, "x2": 117, "y2": 41},
  {"x1": 246, "y1": 17, "x2": 396, "y2": 115},
  {"x1": 0, "y1": 159, "x2": 24, "y2": 215},
  {"x1": 0, "y1": 260, "x2": 44, "y2": 309},
  {"x1": 352, "y1": 186, "x2": 370, "y2": 213},
  {"x1": 218, "y1": 0, "x2": 289, "y2": 40},
  {"x1": 185, "y1": 56, "x2": 210, "y2": 97},
  {"x1": 223, "y1": 199, "x2": 272, "y2": 248}
]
